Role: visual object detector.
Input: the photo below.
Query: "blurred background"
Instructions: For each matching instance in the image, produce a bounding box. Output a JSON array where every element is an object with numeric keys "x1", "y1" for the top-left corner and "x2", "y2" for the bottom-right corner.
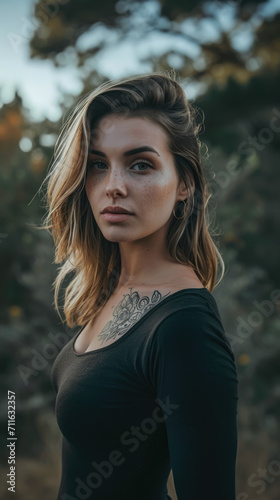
[{"x1": 1, "y1": 0, "x2": 280, "y2": 498}]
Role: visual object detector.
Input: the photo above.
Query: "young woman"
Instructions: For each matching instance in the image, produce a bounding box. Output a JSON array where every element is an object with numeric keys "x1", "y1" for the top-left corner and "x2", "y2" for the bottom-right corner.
[{"x1": 45, "y1": 71, "x2": 239, "y2": 500}]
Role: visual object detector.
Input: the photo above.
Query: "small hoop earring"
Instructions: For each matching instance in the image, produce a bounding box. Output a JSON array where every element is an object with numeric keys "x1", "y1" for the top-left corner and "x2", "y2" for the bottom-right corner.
[{"x1": 172, "y1": 199, "x2": 188, "y2": 220}]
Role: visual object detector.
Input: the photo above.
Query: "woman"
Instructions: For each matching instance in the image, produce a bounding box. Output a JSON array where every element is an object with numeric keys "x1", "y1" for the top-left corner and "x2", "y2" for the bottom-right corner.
[{"x1": 45, "y1": 70, "x2": 239, "y2": 500}]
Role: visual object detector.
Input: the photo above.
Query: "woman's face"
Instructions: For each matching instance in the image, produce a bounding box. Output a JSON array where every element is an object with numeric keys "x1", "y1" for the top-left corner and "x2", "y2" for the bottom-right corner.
[{"x1": 85, "y1": 113, "x2": 188, "y2": 243}]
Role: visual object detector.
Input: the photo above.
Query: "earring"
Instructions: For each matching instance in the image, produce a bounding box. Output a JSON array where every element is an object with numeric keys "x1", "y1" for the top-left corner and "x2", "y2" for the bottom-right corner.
[{"x1": 172, "y1": 199, "x2": 187, "y2": 220}]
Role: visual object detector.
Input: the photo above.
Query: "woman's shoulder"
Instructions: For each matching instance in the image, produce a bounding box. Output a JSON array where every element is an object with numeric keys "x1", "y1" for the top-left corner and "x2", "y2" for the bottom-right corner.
[
  {"x1": 144, "y1": 290, "x2": 238, "y2": 401},
  {"x1": 149, "y1": 289, "x2": 235, "y2": 364}
]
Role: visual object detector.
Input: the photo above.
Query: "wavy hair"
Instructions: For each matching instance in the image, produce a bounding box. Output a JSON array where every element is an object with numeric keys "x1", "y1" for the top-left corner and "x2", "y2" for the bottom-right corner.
[{"x1": 39, "y1": 69, "x2": 224, "y2": 328}]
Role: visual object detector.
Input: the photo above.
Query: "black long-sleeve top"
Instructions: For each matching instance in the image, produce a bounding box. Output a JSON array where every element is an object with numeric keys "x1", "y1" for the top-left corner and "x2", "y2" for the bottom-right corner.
[{"x1": 51, "y1": 288, "x2": 239, "y2": 500}]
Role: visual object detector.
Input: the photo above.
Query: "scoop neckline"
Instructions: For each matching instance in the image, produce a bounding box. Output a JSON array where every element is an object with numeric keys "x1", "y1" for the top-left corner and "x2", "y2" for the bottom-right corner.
[{"x1": 71, "y1": 287, "x2": 211, "y2": 357}]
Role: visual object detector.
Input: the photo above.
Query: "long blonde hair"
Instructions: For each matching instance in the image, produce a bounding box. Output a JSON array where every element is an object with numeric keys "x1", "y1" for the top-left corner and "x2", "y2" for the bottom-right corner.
[{"x1": 39, "y1": 69, "x2": 224, "y2": 328}]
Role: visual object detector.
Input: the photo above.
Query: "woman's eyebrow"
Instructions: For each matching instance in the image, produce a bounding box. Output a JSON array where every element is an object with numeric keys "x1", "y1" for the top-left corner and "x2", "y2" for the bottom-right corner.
[{"x1": 88, "y1": 146, "x2": 161, "y2": 157}]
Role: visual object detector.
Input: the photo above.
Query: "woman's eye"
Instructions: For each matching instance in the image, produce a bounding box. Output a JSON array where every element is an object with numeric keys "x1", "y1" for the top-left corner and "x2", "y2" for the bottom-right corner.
[
  {"x1": 88, "y1": 161, "x2": 106, "y2": 170},
  {"x1": 131, "y1": 161, "x2": 153, "y2": 171},
  {"x1": 87, "y1": 160, "x2": 152, "y2": 171}
]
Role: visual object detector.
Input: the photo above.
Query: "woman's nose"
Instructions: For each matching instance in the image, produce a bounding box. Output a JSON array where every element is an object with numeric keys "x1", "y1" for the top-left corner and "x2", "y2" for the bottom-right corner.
[{"x1": 105, "y1": 167, "x2": 128, "y2": 196}]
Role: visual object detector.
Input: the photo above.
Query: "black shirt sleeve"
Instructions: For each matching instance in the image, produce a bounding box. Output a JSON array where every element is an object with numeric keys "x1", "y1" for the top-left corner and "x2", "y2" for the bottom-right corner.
[{"x1": 148, "y1": 301, "x2": 239, "y2": 500}]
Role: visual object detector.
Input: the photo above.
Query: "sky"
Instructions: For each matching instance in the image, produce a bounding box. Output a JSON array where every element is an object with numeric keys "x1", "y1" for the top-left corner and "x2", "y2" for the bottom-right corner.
[{"x1": 0, "y1": 0, "x2": 279, "y2": 122}]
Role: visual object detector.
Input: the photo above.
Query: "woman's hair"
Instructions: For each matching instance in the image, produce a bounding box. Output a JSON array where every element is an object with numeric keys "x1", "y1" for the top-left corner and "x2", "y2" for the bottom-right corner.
[{"x1": 39, "y1": 69, "x2": 225, "y2": 328}]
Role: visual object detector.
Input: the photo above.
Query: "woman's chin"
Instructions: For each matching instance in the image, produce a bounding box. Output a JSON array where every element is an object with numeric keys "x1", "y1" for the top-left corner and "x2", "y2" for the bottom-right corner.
[{"x1": 102, "y1": 230, "x2": 139, "y2": 243}]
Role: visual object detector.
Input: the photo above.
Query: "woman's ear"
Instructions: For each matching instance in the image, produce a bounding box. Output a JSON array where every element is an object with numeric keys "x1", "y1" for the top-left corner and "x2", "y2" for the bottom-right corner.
[{"x1": 177, "y1": 177, "x2": 195, "y2": 201}]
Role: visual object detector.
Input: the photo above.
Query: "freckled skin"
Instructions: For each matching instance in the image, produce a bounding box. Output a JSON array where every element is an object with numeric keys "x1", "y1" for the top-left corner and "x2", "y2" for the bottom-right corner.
[
  {"x1": 85, "y1": 114, "x2": 187, "y2": 241},
  {"x1": 78, "y1": 114, "x2": 203, "y2": 353}
]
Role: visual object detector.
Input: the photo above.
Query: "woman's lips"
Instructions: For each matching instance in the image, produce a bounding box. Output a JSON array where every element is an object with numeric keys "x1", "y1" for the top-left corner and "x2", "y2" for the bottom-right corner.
[{"x1": 101, "y1": 212, "x2": 134, "y2": 222}]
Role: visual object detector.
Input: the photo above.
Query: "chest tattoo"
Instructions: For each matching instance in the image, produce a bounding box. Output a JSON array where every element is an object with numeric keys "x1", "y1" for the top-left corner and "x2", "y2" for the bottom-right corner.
[{"x1": 97, "y1": 288, "x2": 171, "y2": 346}]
